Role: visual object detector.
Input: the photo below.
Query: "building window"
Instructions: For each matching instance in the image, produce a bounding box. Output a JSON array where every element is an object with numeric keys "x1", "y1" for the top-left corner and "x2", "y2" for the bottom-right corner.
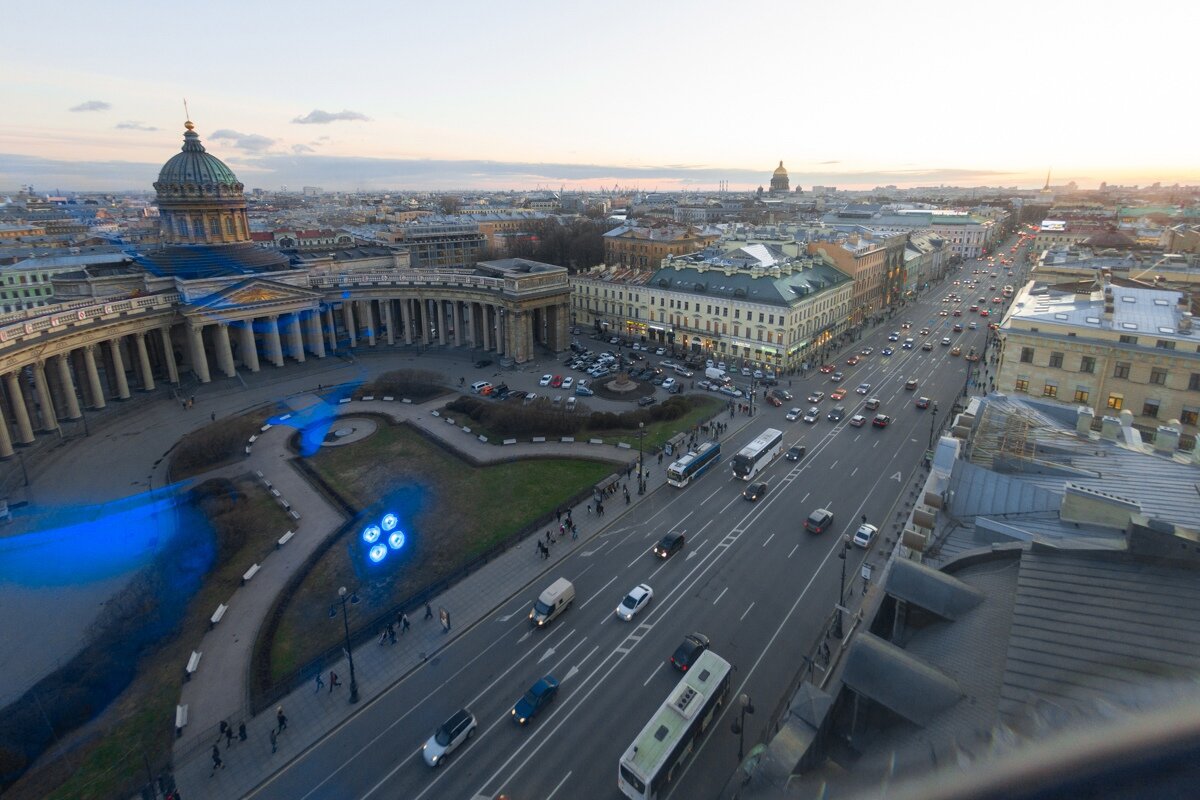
[
  {"x1": 1049, "y1": 351, "x2": 1064, "y2": 368},
  {"x1": 1014, "y1": 379, "x2": 1029, "y2": 393},
  {"x1": 1079, "y1": 356, "x2": 1095, "y2": 374},
  {"x1": 1107, "y1": 394, "x2": 1123, "y2": 410},
  {"x1": 1113, "y1": 362, "x2": 1131, "y2": 379},
  {"x1": 1119, "y1": 334, "x2": 1137, "y2": 345},
  {"x1": 1020, "y1": 346, "x2": 1034, "y2": 363},
  {"x1": 1156, "y1": 339, "x2": 1176, "y2": 350},
  {"x1": 1073, "y1": 387, "x2": 1090, "y2": 403},
  {"x1": 1189, "y1": 373, "x2": 1200, "y2": 391},
  {"x1": 1142, "y1": 399, "x2": 1160, "y2": 418},
  {"x1": 1150, "y1": 368, "x2": 1167, "y2": 385},
  {"x1": 1182, "y1": 406, "x2": 1199, "y2": 427},
  {"x1": 1043, "y1": 383, "x2": 1058, "y2": 398}
]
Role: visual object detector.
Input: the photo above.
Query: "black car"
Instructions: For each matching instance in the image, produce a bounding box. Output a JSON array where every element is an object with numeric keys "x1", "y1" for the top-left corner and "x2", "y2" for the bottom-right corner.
[
  {"x1": 804, "y1": 508, "x2": 834, "y2": 534},
  {"x1": 670, "y1": 633, "x2": 711, "y2": 672},
  {"x1": 827, "y1": 406, "x2": 846, "y2": 422},
  {"x1": 653, "y1": 531, "x2": 686, "y2": 559},
  {"x1": 743, "y1": 482, "x2": 768, "y2": 501},
  {"x1": 785, "y1": 445, "x2": 806, "y2": 461},
  {"x1": 637, "y1": 396, "x2": 657, "y2": 407}
]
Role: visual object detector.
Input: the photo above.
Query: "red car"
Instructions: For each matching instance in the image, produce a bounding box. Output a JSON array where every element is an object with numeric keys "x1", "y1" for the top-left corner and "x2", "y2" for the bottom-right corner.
[
  {"x1": 846, "y1": 355, "x2": 860, "y2": 366},
  {"x1": 819, "y1": 364, "x2": 836, "y2": 374},
  {"x1": 980, "y1": 309, "x2": 990, "y2": 317},
  {"x1": 915, "y1": 396, "x2": 930, "y2": 409},
  {"x1": 550, "y1": 375, "x2": 564, "y2": 388},
  {"x1": 952, "y1": 309, "x2": 962, "y2": 317},
  {"x1": 969, "y1": 304, "x2": 979, "y2": 312},
  {"x1": 872, "y1": 414, "x2": 892, "y2": 428}
]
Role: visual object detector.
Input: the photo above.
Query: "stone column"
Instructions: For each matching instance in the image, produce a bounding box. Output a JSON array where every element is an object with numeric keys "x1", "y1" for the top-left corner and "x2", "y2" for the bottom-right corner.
[
  {"x1": 343, "y1": 302, "x2": 357, "y2": 348},
  {"x1": 382, "y1": 301, "x2": 395, "y2": 345},
  {"x1": 437, "y1": 301, "x2": 448, "y2": 345},
  {"x1": 465, "y1": 301, "x2": 475, "y2": 348},
  {"x1": 306, "y1": 310, "x2": 326, "y2": 358},
  {"x1": 159, "y1": 326, "x2": 179, "y2": 385},
  {"x1": 419, "y1": 299, "x2": 430, "y2": 345},
  {"x1": 32, "y1": 361, "x2": 58, "y2": 431},
  {"x1": 401, "y1": 299, "x2": 412, "y2": 345},
  {"x1": 362, "y1": 301, "x2": 377, "y2": 346},
  {"x1": 188, "y1": 324, "x2": 211, "y2": 384},
  {"x1": 214, "y1": 323, "x2": 236, "y2": 378},
  {"x1": 482, "y1": 305, "x2": 492, "y2": 351},
  {"x1": 323, "y1": 306, "x2": 337, "y2": 352},
  {"x1": 83, "y1": 344, "x2": 106, "y2": 408},
  {"x1": 239, "y1": 320, "x2": 260, "y2": 372},
  {"x1": 0, "y1": 401, "x2": 12, "y2": 458},
  {"x1": 4, "y1": 372, "x2": 35, "y2": 444},
  {"x1": 56, "y1": 354, "x2": 82, "y2": 419},
  {"x1": 288, "y1": 314, "x2": 305, "y2": 363},
  {"x1": 109, "y1": 338, "x2": 131, "y2": 398},
  {"x1": 135, "y1": 332, "x2": 156, "y2": 390},
  {"x1": 264, "y1": 315, "x2": 284, "y2": 367}
]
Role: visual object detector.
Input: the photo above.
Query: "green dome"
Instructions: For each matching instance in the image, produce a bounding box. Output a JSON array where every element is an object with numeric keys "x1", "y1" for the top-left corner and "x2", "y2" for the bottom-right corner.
[{"x1": 155, "y1": 121, "x2": 240, "y2": 189}]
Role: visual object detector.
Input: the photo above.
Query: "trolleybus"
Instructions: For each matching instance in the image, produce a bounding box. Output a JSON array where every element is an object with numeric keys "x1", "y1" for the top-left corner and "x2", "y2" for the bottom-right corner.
[{"x1": 666, "y1": 441, "x2": 721, "y2": 487}]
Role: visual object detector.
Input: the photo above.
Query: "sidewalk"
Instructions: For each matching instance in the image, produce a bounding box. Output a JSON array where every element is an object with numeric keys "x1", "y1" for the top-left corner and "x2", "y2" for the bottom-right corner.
[{"x1": 172, "y1": 392, "x2": 755, "y2": 798}]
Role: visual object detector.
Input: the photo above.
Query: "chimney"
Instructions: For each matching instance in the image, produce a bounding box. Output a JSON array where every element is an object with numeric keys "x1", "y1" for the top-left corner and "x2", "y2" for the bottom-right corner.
[
  {"x1": 1060, "y1": 483, "x2": 1140, "y2": 531},
  {"x1": 1155, "y1": 425, "x2": 1181, "y2": 453},
  {"x1": 1102, "y1": 286, "x2": 1115, "y2": 321},
  {"x1": 1181, "y1": 312, "x2": 1194, "y2": 332},
  {"x1": 1076, "y1": 406, "x2": 1096, "y2": 435},
  {"x1": 1100, "y1": 415, "x2": 1121, "y2": 440}
]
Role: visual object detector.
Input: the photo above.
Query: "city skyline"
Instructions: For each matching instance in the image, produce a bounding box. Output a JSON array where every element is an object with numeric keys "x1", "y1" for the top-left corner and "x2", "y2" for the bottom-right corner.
[{"x1": 2, "y1": 0, "x2": 1197, "y2": 192}]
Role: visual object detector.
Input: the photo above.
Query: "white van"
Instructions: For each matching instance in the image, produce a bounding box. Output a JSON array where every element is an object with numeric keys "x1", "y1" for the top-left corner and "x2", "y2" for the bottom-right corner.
[{"x1": 529, "y1": 578, "x2": 575, "y2": 627}]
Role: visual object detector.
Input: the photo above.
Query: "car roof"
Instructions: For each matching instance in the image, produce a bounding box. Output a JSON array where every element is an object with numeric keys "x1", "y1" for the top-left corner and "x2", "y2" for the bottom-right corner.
[{"x1": 661, "y1": 531, "x2": 683, "y2": 543}]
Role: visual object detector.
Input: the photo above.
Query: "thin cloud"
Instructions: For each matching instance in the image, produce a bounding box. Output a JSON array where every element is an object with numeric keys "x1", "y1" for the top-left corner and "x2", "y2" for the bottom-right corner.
[
  {"x1": 292, "y1": 144, "x2": 315, "y2": 154},
  {"x1": 208, "y1": 129, "x2": 276, "y2": 152},
  {"x1": 69, "y1": 100, "x2": 111, "y2": 112},
  {"x1": 115, "y1": 121, "x2": 158, "y2": 131},
  {"x1": 291, "y1": 109, "x2": 370, "y2": 125}
]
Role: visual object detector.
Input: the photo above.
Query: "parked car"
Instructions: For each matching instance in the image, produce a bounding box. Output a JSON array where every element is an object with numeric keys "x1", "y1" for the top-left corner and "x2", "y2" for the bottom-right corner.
[
  {"x1": 852, "y1": 524, "x2": 878, "y2": 549},
  {"x1": 637, "y1": 396, "x2": 656, "y2": 407},
  {"x1": 539, "y1": 374, "x2": 553, "y2": 386}
]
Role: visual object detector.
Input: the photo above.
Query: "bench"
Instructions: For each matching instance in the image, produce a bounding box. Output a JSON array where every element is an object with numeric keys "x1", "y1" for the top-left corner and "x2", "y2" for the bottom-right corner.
[
  {"x1": 277, "y1": 530, "x2": 295, "y2": 548},
  {"x1": 561, "y1": 436, "x2": 574, "y2": 443},
  {"x1": 209, "y1": 604, "x2": 228, "y2": 629},
  {"x1": 503, "y1": 438, "x2": 517, "y2": 445},
  {"x1": 383, "y1": 396, "x2": 394, "y2": 401},
  {"x1": 590, "y1": 438, "x2": 603, "y2": 445},
  {"x1": 184, "y1": 651, "x2": 201, "y2": 681},
  {"x1": 241, "y1": 564, "x2": 260, "y2": 585},
  {"x1": 617, "y1": 442, "x2": 631, "y2": 449},
  {"x1": 255, "y1": 470, "x2": 264, "y2": 479},
  {"x1": 270, "y1": 488, "x2": 281, "y2": 497},
  {"x1": 431, "y1": 410, "x2": 440, "y2": 417},
  {"x1": 478, "y1": 435, "x2": 488, "y2": 443},
  {"x1": 532, "y1": 436, "x2": 546, "y2": 443},
  {"x1": 175, "y1": 704, "x2": 189, "y2": 737},
  {"x1": 402, "y1": 398, "x2": 412, "y2": 404},
  {"x1": 362, "y1": 395, "x2": 375, "y2": 401},
  {"x1": 260, "y1": 423, "x2": 272, "y2": 432},
  {"x1": 289, "y1": 509, "x2": 301, "y2": 520},
  {"x1": 248, "y1": 434, "x2": 257, "y2": 443},
  {"x1": 245, "y1": 446, "x2": 252, "y2": 455},
  {"x1": 462, "y1": 426, "x2": 471, "y2": 433},
  {"x1": 339, "y1": 397, "x2": 351, "y2": 404}
]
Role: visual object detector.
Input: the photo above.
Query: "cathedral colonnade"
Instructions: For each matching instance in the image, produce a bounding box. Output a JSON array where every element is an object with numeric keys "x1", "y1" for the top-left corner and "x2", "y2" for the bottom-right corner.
[{"x1": 0, "y1": 291, "x2": 570, "y2": 458}]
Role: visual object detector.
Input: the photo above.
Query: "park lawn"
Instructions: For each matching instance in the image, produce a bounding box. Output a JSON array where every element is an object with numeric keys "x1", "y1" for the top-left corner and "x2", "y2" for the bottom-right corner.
[
  {"x1": 13, "y1": 478, "x2": 292, "y2": 800},
  {"x1": 266, "y1": 424, "x2": 614, "y2": 685},
  {"x1": 595, "y1": 395, "x2": 723, "y2": 449}
]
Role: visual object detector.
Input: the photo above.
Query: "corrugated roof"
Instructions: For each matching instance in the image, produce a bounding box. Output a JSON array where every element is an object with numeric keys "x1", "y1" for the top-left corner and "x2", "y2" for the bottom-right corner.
[{"x1": 842, "y1": 633, "x2": 963, "y2": 725}]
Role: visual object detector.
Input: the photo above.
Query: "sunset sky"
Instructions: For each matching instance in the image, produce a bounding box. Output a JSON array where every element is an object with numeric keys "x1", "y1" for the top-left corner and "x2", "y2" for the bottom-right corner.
[{"x1": 2, "y1": 0, "x2": 1197, "y2": 192}]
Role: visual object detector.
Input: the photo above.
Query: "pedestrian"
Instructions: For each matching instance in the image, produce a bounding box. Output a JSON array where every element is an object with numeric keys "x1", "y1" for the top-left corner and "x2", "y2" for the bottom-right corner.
[
  {"x1": 219, "y1": 720, "x2": 229, "y2": 740},
  {"x1": 224, "y1": 722, "x2": 234, "y2": 749},
  {"x1": 388, "y1": 623, "x2": 397, "y2": 645},
  {"x1": 445, "y1": 610, "x2": 451, "y2": 630},
  {"x1": 586, "y1": 503, "x2": 592, "y2": 515},
  {"x1": 329, "y1": 671, "x2": 341, "y2": 692},
  {"x1": 425, "y1": 602, "x2": 433, "y2": 620},
  {"x1": 555, "y1": 508, "x2": 562, "y2": 523},
  {"x1": 238, "y1": 721, "x2": 247, "y2": 742},
  {"x1": 545, "y1": 529, "x2": 553, "y2": 545},
  {"x1": 211, "y1": 411, "x2": 216, "y2": 422},
  {"x1": 378, "y1": 626, "x2": 389, "y2": 645},
  {"x1": 210, "y1": 745, "x2": 224, "y2": 775},
  {"x1": 314, "y1": 672, "x2": 324, "y2": 693},
  {"x1": 400, "y1": 612, "x2": 410, "y2": 633},
  {"x1": 269, "y1": 729, "x2": 277, "y2": 754},
  {"x1": 657, "y1": 452, "x2": 663, "y2": 465},
  {"x1": 571, "y1": 523, "x2": 578, "y2": 540},
  {"x1": 625, "y1": 490, "x2": 630, "y2": 506}
]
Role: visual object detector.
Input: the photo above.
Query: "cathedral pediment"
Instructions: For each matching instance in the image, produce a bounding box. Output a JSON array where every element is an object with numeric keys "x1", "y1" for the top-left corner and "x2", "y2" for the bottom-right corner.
[{"x1": 183, "y1": 277, "x2": 321, "y2": 317}]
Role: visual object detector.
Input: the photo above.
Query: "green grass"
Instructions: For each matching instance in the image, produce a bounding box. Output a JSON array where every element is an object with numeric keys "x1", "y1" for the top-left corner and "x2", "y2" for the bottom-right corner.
[
  {"x1": 596, "y1": 395, "x2": 723, "y2": 449},
  {"x1": 263, "y1": 423, "x2": 615, "y2": 686}
]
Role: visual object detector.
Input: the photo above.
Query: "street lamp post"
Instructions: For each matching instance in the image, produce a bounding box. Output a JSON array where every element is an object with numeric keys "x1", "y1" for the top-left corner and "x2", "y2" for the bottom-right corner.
[
  {"x1": 833, "y1": 534, "x2": 852, "y2": 639},
  {"x1": 637, "y1": 422, "x2": 645, "y2": 495},
  {"x1": 730, "y1": 693, "x2": 755, "y2": 760},
  {"x1": 928, "y1": 401, "x2": 940, "y2": 450},
  {"x1": 332, "y1": 586, "x2": 360, "y2": 703}
]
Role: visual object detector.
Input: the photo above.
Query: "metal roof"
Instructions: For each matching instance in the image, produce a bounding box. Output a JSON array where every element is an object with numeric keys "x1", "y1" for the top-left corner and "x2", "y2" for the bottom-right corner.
[
  {"x1": 842, "y1": 633, "x2": 963, "y2": 726},
  {"x1": 885, "y1": 558, "x2": 985, "y2": 620}
]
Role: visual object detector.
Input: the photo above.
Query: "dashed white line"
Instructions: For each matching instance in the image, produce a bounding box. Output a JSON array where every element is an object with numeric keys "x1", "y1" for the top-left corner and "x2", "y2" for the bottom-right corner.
[
  {"x1": 851, "y1": 467, "x2": 858, "y2": 477},
  {"x1": 580, "y1": 574, "x2": 618, "y2": 609},
  {"x1": 788, "y1": 544, "x2": 798, "y2": 558},
  {"x1": 643, "y1": 661, "x2": 664, "y2": 687},
  {"x1": 762, "y1": 532, "x2": 775, "y2": 547},
  {"x1": 740, "y1": 602, "x2": 756, "y2": 621},
  {"x1": 544, "y1": 771, "x2": 573, "y2": 800},
  {"x1": 712, "y1": 586, "x2": 728, "y2": 605}
]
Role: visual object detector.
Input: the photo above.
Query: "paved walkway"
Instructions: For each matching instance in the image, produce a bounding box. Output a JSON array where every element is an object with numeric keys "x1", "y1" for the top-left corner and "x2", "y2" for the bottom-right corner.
[{"x1": 171, "y1": 394, "x2": 751, "y2": 799}]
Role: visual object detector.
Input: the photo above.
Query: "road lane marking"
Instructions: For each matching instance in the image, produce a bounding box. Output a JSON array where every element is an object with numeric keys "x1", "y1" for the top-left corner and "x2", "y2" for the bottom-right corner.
[
  {"x1": 643, "y1": 661, "x2": 664, "y2": 686},
  {"x1": 762, "y1": 533, "x2": 775, "y2": 547},
  {"x1": 788, "y1": 544, "x2": 798, "y2": 558},
  {"x1": 740, "y1": 602, "x2": 755, "y2": 621},
  {"x1": 851, "y1": 467, "x2": 858, "y2": 477},
  {"x1": 544, "y1": 772, "x2": 573, "y2": 800},
  {"x1": 712, "y1": 586, "x2": 728, "y2": 605}
]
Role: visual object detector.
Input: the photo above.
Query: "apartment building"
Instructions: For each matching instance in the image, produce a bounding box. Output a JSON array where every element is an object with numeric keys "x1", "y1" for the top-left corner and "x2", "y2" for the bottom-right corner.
[{"x1": 602, "y1": 224, "x2": 719, "y2": 268}]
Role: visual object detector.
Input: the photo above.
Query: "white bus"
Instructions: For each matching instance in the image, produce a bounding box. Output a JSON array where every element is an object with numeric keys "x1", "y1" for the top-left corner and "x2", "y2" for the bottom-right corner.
[
  {"x1": 666, "y1": 441, "x2": 721, "y2": 488},
  {"x1": 617, "y1": 650, "x2": 732, "y2": 800},
  {"x1": 731, "y1": 428, "x2": 784, "y2": 481}
]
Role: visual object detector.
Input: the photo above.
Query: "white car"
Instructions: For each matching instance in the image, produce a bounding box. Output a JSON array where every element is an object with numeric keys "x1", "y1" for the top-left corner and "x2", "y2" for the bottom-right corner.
[
  {"x1": 802, "y1": 407, "x2": 820, "y2": 424},
  {"x1": 655, "y1": 347, "x2": 666, "y2": 356},
  {"x1": 661, "y1": 377, "x2": 676, "y2": 391},
  {"x1": 422, "y1": 708, "x2": 477, "y2": 767},
  {"x1": 852, "y1": 523, "x2": 878, "y2": 548},
  {"x1": 718, "y1": 385, "x2": 743, "y2": 398},
  {"x1": 753, "y1": 369, "x2": 764, "y2": 379},
  {"x1": 856, "y1": 383, "x2": 871, "y2": 395},
  {"x1": 849, "y1": 414, "x2": 867, "y2": 427},
  {"x1": 539, "y1": 374, "x2": 553, "y2": 386},
  {"x1": 616, "y1": 584, "x2": 653, "y2": 621},
  {"x1": 561, "y1": 377, "x2": 573, "y2": 389},
  {"x1": 785, "y1": 407, "x2": 803, "y2": 422},
  {"x1": 741, "y1": 367, "x2": 751, "y2": 376}
]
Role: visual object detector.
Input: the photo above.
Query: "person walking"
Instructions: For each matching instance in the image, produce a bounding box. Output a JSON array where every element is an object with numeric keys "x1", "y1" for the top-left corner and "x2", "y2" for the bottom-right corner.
[
  {"x1": 378, "y1": 626, "x2": 390, "y2": 646},
  {"x1": 277, "y1": 706, "x2": 288, "y2": 733},
  {"x1": 313, "y1": 672, "x2": 324, "y2": 693},
  {"x1": 586, "y1": 503, "x2": 592, "y2": 515},
  {"x1": 555, "y1": 508, "x2": 562, "y2": 523},
  {"x1": 329, "y1": 671, "x2": 342, "y2": 692},
  {"x1": 388, "y1": 623, "x2": 397, "y2": 645},
  {"x1": 224, "y1": 722, "x2": 234, "y2": 749},
  {"x1": 425, "y1": 602, "x2": 433, "y2": 620},
  {"x1": 400, "y1": 612, "x2": 410, "y2": 634},
  {"x1": 238, "y1": 721, "x2": 247, "y2": 742},
  {"x1": 571, "y1": 522, "x2": 578, "y2": 540},
  {"x1": 210, "y1": 745, "x2": 224, "y2": 775}
]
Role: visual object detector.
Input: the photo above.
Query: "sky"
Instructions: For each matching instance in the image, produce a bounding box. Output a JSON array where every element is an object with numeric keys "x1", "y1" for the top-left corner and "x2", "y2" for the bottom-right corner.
[{"x1": 2, "y1": 0, "x2": 1197, "y2": 193}]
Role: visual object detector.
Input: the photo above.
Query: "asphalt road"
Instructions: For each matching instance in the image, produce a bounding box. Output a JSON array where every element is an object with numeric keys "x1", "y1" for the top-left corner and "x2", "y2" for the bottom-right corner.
[{"x1": 247, "y1": 236, "x2": 1032, "y2": 800}]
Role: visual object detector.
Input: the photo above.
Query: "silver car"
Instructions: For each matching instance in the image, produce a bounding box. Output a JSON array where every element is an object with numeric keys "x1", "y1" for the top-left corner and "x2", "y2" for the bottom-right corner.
[{"x1": 422, "y1": 708, "x2": 477, "y2": 767}]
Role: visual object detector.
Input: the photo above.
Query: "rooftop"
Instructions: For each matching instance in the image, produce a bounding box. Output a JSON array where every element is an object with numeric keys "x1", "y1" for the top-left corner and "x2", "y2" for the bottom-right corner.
[{"x1": 1005, "y1": 282, "x2": 1195, "y2": 343}]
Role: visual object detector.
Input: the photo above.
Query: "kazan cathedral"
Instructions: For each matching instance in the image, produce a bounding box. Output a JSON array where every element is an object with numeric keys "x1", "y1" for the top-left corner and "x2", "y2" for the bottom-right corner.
[{"x1": 0, "y1": 122, "x2": 571, "y2": 458}]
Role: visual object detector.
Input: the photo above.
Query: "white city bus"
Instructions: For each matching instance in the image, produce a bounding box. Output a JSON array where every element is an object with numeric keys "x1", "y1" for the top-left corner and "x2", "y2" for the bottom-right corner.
[
  {"x1": 666, "y1": 441, "x2": 721, "y2": 487},
  {"x1": 731, "y1": 428, "x2": 784, "y2": 480},
  {"x1": 617, "y1": 650, "x2": 732, "y2": 800}
]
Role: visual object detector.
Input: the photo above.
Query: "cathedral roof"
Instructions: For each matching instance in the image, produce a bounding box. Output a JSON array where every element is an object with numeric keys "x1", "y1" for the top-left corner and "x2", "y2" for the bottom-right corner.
[
  {"x1": 155, "y1": 121, "x2": 240, "y2": 189},
  {"x1": 773, "y1": 161, "x2": 788, "y2": 176}
]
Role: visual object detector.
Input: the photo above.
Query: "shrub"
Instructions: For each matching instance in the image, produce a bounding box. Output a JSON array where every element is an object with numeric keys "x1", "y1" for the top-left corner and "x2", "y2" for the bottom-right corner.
[{"x1": 358, "y1": 369, "x2": 444, "y2": 401}]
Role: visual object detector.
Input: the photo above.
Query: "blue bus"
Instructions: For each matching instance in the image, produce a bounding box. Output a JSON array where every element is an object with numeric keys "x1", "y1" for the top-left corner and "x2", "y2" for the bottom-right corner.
[{"x1": 666, "y1": 441, "x2": 721, "y2": 488}]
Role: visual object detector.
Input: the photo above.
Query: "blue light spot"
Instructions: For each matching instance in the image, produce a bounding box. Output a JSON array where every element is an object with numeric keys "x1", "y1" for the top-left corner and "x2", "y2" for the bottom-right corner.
[
  {"x1": 368, "y1": 544, "x2": 388, "y2": 563},
  {"x1": 381, "y1": 513, "x2": 398, "y2": 531},
  {"x1": 388, "y1": 531, "x2": 406, "y2": 550},
  {"x1": 362, "y1": 525, "x2": 381, "y2": 543}
]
